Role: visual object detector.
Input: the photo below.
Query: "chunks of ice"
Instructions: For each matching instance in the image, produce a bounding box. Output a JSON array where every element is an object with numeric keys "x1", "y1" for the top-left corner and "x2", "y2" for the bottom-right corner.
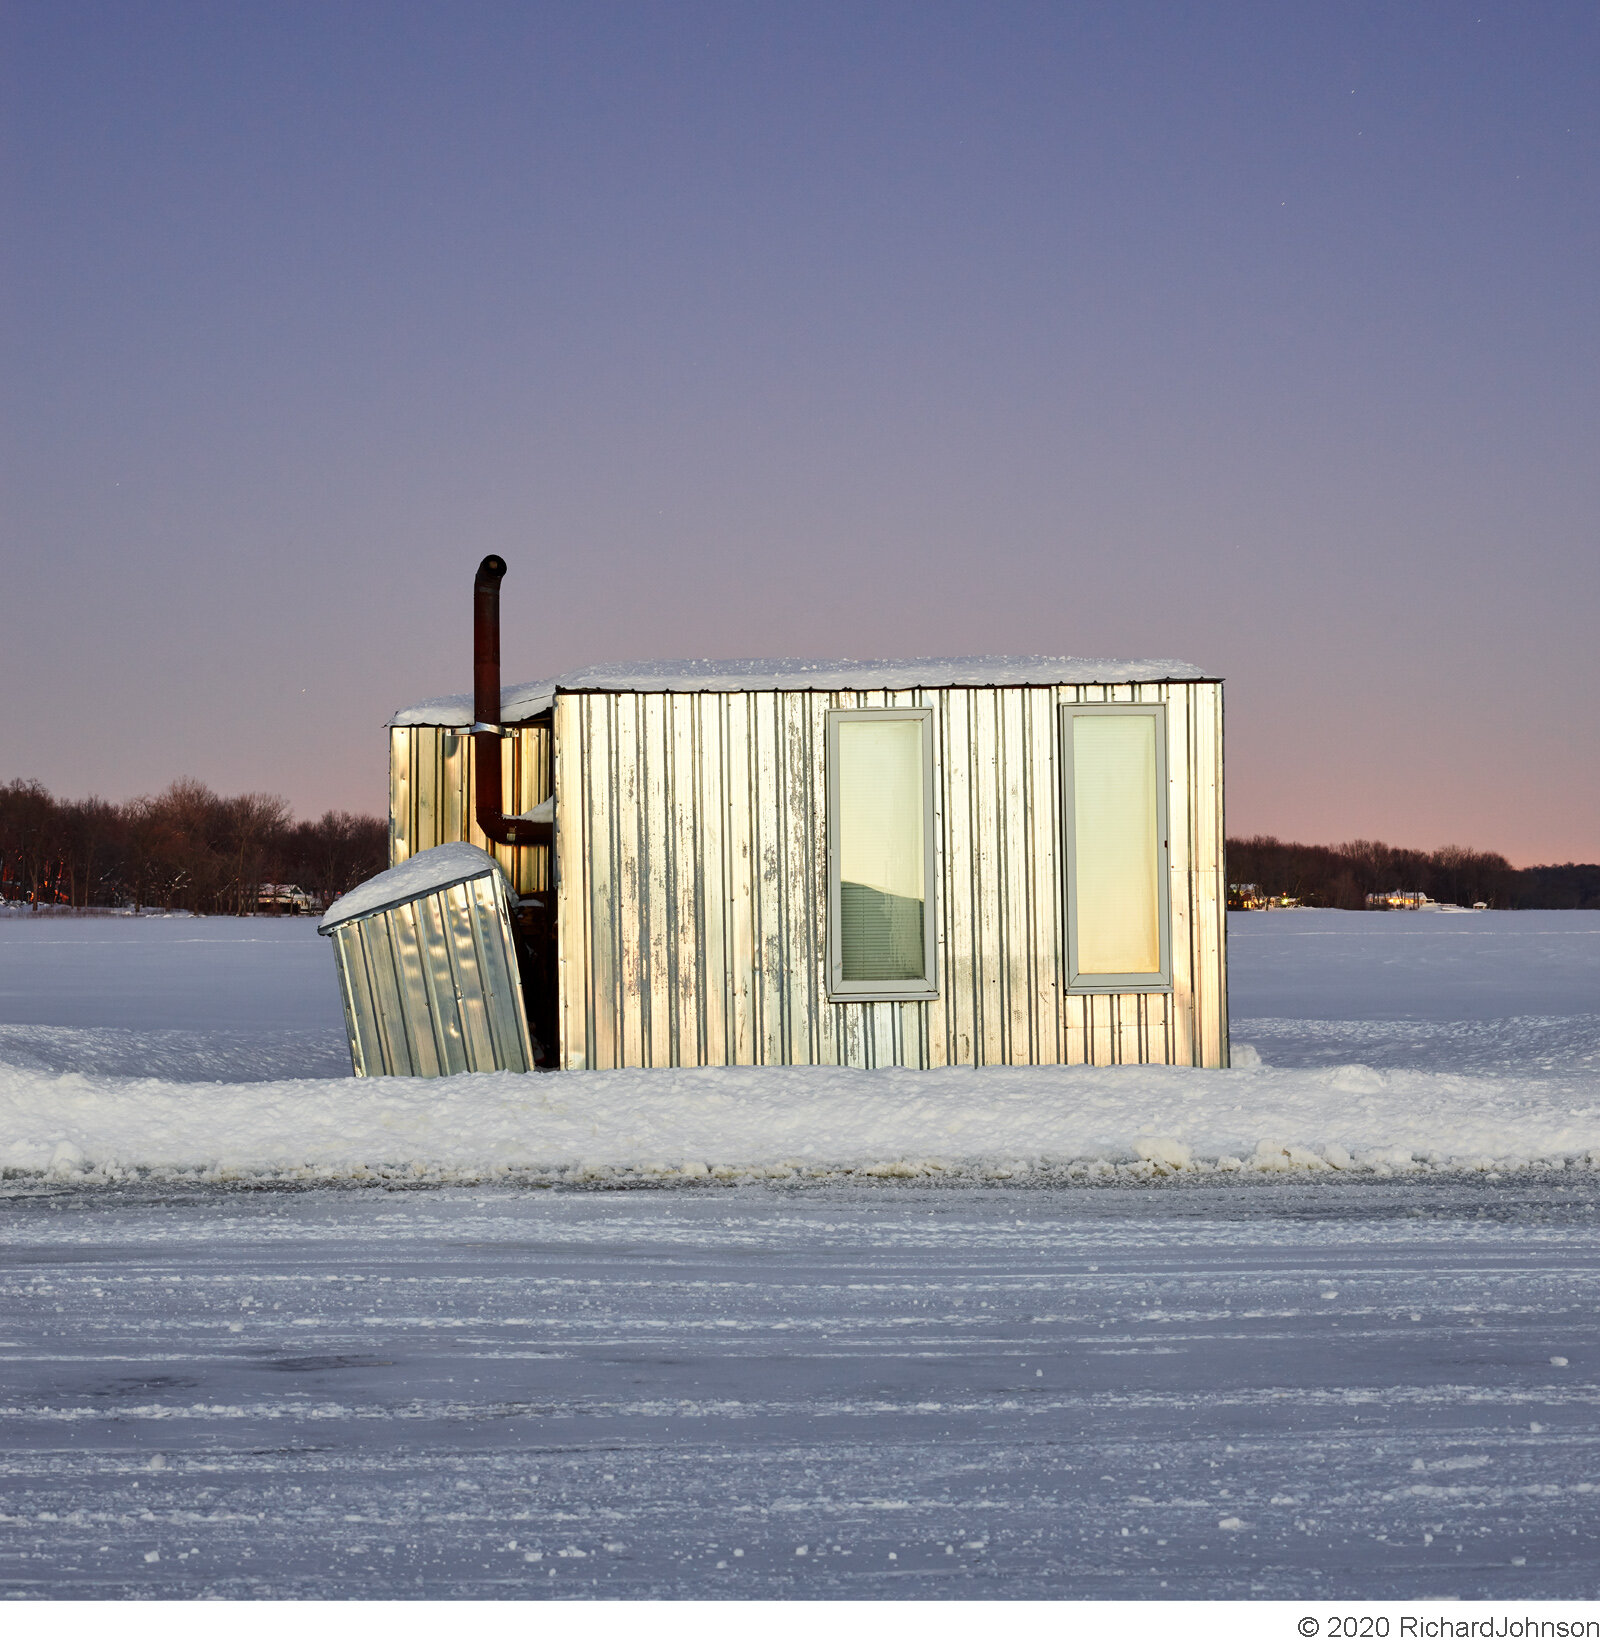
[
  {"x1": 1249, "y1": 1141, "x2": 1330, "y2": 1173},
  {"x1": 48, "y1": 1140, "x2": 82, "y2": 1175},
  {"x1": 1134, "y1": 1137, "x2": 1192, "y2": 1171},
  {"x1": 1360, "y1": 1146, "x2": 1418, "y2": 1171}
]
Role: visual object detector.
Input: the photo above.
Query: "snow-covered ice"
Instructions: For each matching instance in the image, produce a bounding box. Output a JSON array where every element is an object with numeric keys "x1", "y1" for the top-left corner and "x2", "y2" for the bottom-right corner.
[
  {"x1": 1, "y1": 911, "x2": 1597, "y2": 1182},
  {"x1": 0, "y1": 915, "x2": 347, "y2": 1084},
  {"x1": 1, "y1": 908, "x2": 1598, "y2": 1598},
  {"x1": 3, "y1": 1179, "x2": 1598, "y2": 1598}
]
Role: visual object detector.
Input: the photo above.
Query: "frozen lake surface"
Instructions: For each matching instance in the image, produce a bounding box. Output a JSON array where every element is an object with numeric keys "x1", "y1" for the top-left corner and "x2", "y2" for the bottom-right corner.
[
  {"x1": 0, "y1": 916, "x2": 347, "y2": 1082},
  {"x1": 5, "y1": 1179, "x2": 1599, "y2": 1600},
  {"x1": 1, "y1": 909, "x2": 1598, "y2": 1597},
  {"x1": 1232, "y1": 911, "x2": 1600, "y2": 1081},
  {"x1": 3, "y1": 911, "x2": 1599, "y2": 1179}
]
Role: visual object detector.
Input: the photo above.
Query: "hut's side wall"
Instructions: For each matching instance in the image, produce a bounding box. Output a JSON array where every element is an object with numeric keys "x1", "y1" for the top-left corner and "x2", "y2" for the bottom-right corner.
[
  {"x1": 389, "y1": 725, "x2": 551, "y2": 896},
  {"x1": 553, "y1": 682, "x2": 1226, "y2": 1071}
]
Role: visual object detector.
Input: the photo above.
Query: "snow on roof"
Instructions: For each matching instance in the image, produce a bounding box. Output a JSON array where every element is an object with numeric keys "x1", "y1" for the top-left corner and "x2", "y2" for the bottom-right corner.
[
  {"x1": 390, "y1": 654, "x2": 1215, "y2": 727},
  {"x1": 318, "y1": 843, "x2": 510, "y2": 934}
]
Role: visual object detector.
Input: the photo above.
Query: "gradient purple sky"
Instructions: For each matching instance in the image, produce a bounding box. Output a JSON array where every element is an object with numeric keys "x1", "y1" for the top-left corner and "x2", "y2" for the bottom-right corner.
[{"x1": 4, "y1": 2, "x2": 1597, "y2": 863}]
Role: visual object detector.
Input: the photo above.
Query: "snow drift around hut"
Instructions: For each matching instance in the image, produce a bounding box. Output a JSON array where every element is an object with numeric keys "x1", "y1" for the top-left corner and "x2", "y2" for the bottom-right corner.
[{"x1": 2, "y1": 910, "x2": 1599, "y2": 1184}]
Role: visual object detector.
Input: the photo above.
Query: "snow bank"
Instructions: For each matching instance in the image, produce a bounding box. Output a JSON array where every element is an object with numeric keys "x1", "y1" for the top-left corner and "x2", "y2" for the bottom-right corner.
[
  {"x1": 5, "y1": 911, "x2": 1598, "y2": 1186},
  {"x1": 5, "y1": 1054, "x2": 1600, "y2": 1186}
]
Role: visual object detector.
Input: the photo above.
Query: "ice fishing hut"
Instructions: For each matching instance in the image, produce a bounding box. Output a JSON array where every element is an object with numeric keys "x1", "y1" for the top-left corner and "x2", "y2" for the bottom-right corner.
[{"x1": 326, "y1": 556, "x2": 1228, "y2": 1075}]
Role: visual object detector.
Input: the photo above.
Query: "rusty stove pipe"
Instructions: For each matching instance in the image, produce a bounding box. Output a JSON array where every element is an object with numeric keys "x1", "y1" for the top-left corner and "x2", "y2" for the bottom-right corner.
[{"x1": 472, "y1": 555, "x2": 551, "y2": 849}]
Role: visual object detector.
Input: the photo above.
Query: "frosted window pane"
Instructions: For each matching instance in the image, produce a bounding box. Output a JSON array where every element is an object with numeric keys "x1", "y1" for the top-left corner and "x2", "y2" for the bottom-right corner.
[
  {"x1": 1073, "y1": 715, "x2": 1160, "y2": 976},
  {"x1": 838, "y1": 719, "x2": 925, "y2": 980}
]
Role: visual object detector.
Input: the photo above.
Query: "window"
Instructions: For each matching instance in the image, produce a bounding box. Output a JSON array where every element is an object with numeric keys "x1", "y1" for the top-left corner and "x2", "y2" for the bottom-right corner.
[
  {"x1": 1061, "y1": 703, "x2": 1172, "y2": 991},
  {"x1": 826, "y1": 708, "x2": 938, "y2": 1000}
]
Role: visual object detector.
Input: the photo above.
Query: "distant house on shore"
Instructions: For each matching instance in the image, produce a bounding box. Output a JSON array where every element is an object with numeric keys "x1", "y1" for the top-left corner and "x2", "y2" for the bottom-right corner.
[
  {"x1": 1230, "y1": 884, "x2": 1305, "y2": 910},
  {"x1": 257, "y1": 883, "x2": 320, "y2": 915},
  {"x1": 1366, "y1": 890, "x2": 1428, "y2": 910}
]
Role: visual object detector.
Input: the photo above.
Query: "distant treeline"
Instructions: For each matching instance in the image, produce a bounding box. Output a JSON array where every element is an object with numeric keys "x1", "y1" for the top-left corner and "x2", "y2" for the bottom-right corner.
[
  {"x1": 7, "y1": 778, "x2": 1595, "y2": 915},
  {"x1": 1227, "y1": 836, "x2": 1600, "y2": 910},
  {"x1": 0, "y1": 777, "x2": 387, "y2": 914}
]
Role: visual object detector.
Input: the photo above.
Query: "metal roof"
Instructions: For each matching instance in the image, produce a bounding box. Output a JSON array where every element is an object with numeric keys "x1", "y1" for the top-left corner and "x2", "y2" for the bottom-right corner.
[
  {"x1": 318, "y1": 842, "x2": 509, "y2": 933},
  {"x1": 390, "y1": 655, "x2": 1217, "y2": 728}
]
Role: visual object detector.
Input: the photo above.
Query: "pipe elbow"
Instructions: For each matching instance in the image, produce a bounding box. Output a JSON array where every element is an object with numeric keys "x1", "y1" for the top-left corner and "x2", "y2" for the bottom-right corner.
[{"x1": 471, "y1": 553, "x2": 552, "y2": 849}]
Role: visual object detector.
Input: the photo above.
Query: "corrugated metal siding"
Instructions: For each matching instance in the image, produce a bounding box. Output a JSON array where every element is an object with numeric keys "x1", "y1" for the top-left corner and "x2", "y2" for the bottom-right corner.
[
  {"x1": 389, "y1": 724, "x2": 551, "y2": 896},
  {"x1": 327, "y1": 871, "x2": 534, "y2": 1077},
  {"x1": 554, "y1": 681, "x2": 1227, "y2": 1072}
]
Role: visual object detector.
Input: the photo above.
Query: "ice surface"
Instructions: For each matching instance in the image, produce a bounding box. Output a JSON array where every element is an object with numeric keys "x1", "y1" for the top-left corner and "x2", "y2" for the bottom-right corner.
[
  {"x1": 0, "y1": 915, "x2": 343, "y2": 1036},
  {"x1": 389, "y1": 654, "x2": 1213, "y2": 727},
  {"x1": 0, "y1": 917, "x2": 346, "y2": 1085},
  {"x1": 4, "y1": 911, "x2": 1600, "y2": 1599},
  {"x1": 1231, "y1": 910, "x2": 1600, "y2": 1081},
  {"x1": 0, "y1": 1025, "x2": 348, "y2": 1084},
  {"x1": 318, "y1": 842, "x2": 508, "y2": 932},
  {"x1": 2, "y1": 1180, "x2": 1598, "y2": 1599},
  {"x1": 1230, "y1": 909, "x2": 1600, "y2": 1022},
  {"x1": 1, "y1": 911, "x2": 1597, "y2": 1181}
]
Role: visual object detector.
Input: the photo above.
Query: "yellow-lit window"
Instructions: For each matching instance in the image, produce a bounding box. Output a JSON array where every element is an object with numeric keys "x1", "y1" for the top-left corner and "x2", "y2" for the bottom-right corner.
[
  {"x1": 1062, "y1": 704, "x2": 1171, "y2": 990},
  {"x1": 827, "y1": 709, "x2": 937, "y2": 999}
]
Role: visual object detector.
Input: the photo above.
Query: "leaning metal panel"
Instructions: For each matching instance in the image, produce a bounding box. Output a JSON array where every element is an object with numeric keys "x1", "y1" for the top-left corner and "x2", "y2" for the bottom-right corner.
[
  {"x1": 553, "y1": 681, "x2": 1228, "y2": 1073},
  {"x1": 325, "y1": 869, "x2": 533, "y2": 1077}
]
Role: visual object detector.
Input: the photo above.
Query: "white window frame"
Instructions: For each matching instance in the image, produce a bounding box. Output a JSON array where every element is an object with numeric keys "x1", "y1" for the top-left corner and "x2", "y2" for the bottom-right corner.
[
  {"x1": 1060, "y1": 702, "x2": 1173, "y2": 993},
  {"x1": 826, "y1": 707, "x2": 939, "y2": 1002}
]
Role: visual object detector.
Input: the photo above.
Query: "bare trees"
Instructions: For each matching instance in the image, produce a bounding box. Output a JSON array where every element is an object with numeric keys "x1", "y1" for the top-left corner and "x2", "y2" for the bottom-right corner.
[
  {"x1": 219, "y1": 791, "x2": 295, "y2": 915},
  {"x1": 0, "y1": 778, "x2": 386, "y2": 912},
  {"x1": 58, "y1": 797, "x2": 120, "y2": 909},
  {"x1": 1226, "y1": 835, "x2": 1533, "y2": 909},
  {"x1": 5, "y1": 776, "x2": 1589, "y2": 912},
  {"x1": 0, "y1": 781, "x2": 57, "y2": 907},
  {"x1": 282, "y1": 810, "x2": 390, "y2": 913}
]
